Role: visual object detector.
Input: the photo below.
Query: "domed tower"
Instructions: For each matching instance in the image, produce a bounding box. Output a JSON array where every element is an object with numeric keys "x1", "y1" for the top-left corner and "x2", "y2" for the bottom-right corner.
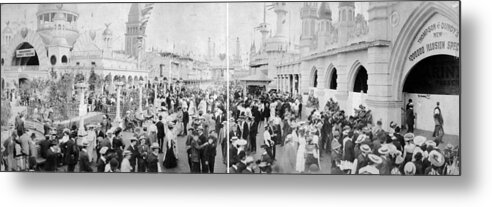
[
  {"x1": 36, "y1": 4, "x2": 79, "y2": 66},
  {"x1": 317, "y1": 2, "x2": 333, "y2": 49},
  {"x1": 102, "y1": 23, "x2": 113, "y2": 51},
  {"x1": 1, "y1": 21, "x2": 14, "y2": 46},
  {"x1": 338, "y1": 2, "x2": 355, "y2": 44},
  {"x1": 299, "y1": 2, "x2": 318, "y2": 54}
]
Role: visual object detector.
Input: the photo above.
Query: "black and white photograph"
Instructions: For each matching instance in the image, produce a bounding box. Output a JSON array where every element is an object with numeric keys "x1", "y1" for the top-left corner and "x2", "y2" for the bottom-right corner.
[{"x1": 0, "y1": 1, "x2": 460, "y2": 175}]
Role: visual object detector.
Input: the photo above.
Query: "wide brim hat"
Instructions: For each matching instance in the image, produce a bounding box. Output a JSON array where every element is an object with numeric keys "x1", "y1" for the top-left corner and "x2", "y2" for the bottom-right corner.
[
  {"x1": 413, "y1": 136, "x2": 427, "y2": 146},
  {"x1": 87, "y1": 124, "x2": 97, "y2": 128},
  {"x1": 99, "y1": 146, "x2": 109, "y2": 154},
  {"x1": 355, "y1": 134, "x2": 367, "y2": 144},
  {"x1": 368, "y1": 154, "x2": 383, "y2": 164},
  {"x1": 129, "y1": 137, "x2": 138, "y2": 142},
  {"x1": 236, "y1": 139, "x2": 247, "y2": 146},
  {"x1": 231, "y1": 136, "x2": 239, "y2": 141},
  {"x1": 425, "y1": 140, "x2": 437, "y2": 148},
  {"x1": 404, "y1": 133, "x2": 415, "y2": 141},
  {"x1": 378, "y1": 145, "x2": 390, "y2": 155},
  {"x1": 428, "y1": 150, "x2": 445, "y2": 167},
  {"x1": 404, "y1": 162, "x2": 416, "y2": 175},
  {"x1": 123, "y1": 150, "x2": 132, "y2": 156},
  {"x1": 62, "y1": 128, "x2": 70, "y2": 134},
  {"x1": 151, "y1": 143, "x2": 160, "y2": 149},
  {"x1": 360, "y1": 144, "x2": 371, "y2": 153}
]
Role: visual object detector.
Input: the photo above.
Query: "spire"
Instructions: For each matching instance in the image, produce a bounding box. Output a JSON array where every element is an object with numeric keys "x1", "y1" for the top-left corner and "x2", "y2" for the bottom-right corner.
[{"x1": 318, "y1": 2, "x2": 332, "y2": 21}]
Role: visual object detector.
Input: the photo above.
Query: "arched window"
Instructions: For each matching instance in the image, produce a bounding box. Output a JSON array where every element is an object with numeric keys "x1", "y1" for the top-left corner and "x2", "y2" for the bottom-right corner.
[
  {"x1": 329, "y1": 68, "x2": 338, "y2": 90},
  {"x1": 50, "y1": 55, "x2": 57, "y2": 66},
  {"x1": 342, "y1": 10, "x2": 346, "y2": 21},
  {"x1": 61, "y1": 55, "x2": 68, "y2": 64},
  {"x1": 313, "y1": 69, "x2": 318, "y2": 87},
  {"x1": 353, "y1": 66, "x2": 368, "y2": 93}
]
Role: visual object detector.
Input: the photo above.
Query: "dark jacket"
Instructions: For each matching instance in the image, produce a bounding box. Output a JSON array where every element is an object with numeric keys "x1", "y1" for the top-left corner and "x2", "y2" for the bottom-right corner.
[
  {"x1": 156, "y1": 121, "x2": 165, "y2": 139},
  {"x1": 44, "y1": 148, "x2": 58, "y2": 172},
  {"x1": 147, "y1": 152, "x2": 159, "y2": 172},
  {"x1": 62, "y1": 139, "x2": 79, "y2": 165},
  {"x1": 78, "y1": 150, "x2": 93, "y2": 172}
]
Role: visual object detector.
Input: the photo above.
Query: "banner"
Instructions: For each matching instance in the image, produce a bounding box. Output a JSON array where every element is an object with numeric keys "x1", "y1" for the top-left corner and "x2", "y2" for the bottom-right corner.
[{"x1": 16, "y1": 48, "x2": 35, "y2": 58}]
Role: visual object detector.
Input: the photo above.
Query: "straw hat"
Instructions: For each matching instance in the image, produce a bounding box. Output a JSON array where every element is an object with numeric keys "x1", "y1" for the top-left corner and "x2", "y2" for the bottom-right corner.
[
  {"x1": 413, "y1": 136, "x2": 427, "y2": 146},
  {"x1": 360, "y1": 144, "x2": 371, "y2": 153},
  {"x1": 355, "y1": 134, "x2": 367, "y2": 144},
  {"x1": 99, "y1": 146, "x2": 109, "y2": 154},
  {"x1": 404, "y1": 162, "x2": 416, "y2": 175},
  {"x1": 425, "y1": 140, "x2": 437, "y2": 148},
  {"x1": 123, "y1": 150, "x2": 132, "y2": 156},
  {"x1": 428, "y1": 150, "x2": 445, "y2": 167},
  {"x1": 378, "y1": 145, "x2": 390, "y2": 155},
  {"x1": 368, "y1": 154, "x2": 383, "y2": 164},
  {"x1": 237, "y1": 139, "x2": 247, "y2": 146},
  {"x1": 404, "y1": 133, "x2": 415, "y2": 141}
]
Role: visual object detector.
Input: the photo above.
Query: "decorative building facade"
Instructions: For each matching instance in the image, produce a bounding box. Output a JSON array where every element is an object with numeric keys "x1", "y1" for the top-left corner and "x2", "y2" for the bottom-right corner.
[{"x1": 251, "y1": 1, "x2": 460, "y2": 135}]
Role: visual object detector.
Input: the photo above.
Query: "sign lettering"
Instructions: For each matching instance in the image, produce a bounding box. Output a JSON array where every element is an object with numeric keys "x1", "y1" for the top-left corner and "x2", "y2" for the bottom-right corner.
[{"x1": 16, "y1": 48, "x2": 35, "y2": 58}]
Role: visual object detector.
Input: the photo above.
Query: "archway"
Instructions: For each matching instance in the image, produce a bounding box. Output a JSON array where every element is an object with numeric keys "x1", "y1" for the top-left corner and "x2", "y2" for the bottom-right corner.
[
  {"x1": 329, "y1": 68, "x2": 338, "y2": 90},
  {"x1": 61, "y1": 55, "x2": 68, "y2": 64},
  {"x1": 11, "y1": 42, "x2": 39, "y2": 66},
  {"x1": 353, "y1": 66, "x2": 368, "y2": 93},
  {"x1": 313, "y1": 69, "x2": 318, "y2": 88},
  {"x1": 402, "y1": 54, "x2": 459, "y2": 134}
]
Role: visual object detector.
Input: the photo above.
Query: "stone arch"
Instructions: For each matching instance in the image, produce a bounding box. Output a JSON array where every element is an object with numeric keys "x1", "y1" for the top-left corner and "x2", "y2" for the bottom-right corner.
[
  {"x1": 323, "y1": 63, "x2": 337, "y2": 89},
  {"x1": 388, "y1": 2, "x2": 458, "y2": 101},
  {"x1": 5, "y1": 29, "x2": 48, "y2": 66},
  {"x1": 309, "y1": 66, "x2": 319, "y2": 88},
  {"x1": 347, "y1": 60, "x2": 366, "y2": 92}
]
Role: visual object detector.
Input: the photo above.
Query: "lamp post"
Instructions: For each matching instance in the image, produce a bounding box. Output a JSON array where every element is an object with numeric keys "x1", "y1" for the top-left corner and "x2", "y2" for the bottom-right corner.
[
  {"x1": 153, "y1": 79, "x2": 158, "y2": 111},
  {"x1": 114, "y1": 80, "x2": 124, "y2": 124},
  {"x1": 138, "y1": 80, "x2": 144, "y2": 113},
  {"x1": 75, "y1": 82, "x2": 88, "y2": 129}
]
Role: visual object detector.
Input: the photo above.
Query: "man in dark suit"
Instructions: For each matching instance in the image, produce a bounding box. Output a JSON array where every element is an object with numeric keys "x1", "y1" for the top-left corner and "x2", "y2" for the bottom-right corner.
[
  {"x1": 247, "y1": 116, "x2": 257, "y2": 152},
  {"x1": 197, "y1": 126, "x2": 208, "y2": 173},
  {"x1": 61, "y1": 135, "x2": 79, "y2": 172},
  {"x1": 203, "y1": 131, "x2": 217, "y2": 173},
  {"x1": 44, "y1": 141, "x2": 59, "y2": 172},
  {"x1": 182, "y1": 107, "x2": 189, "y2": 135},
  {"x1": 113, "y1": 129, "x2": 125, "y2": 163},
  {"x1": 79, "y1": 143, "x2": 93, "y2": 172},
  {"x1": 156, "y1": 116, "x2": 166, "y2": 153},
  {"x1": 125, "y1": 137, "x2": 140, "y2": 172},
  {"x1": 228, "y1": 137, "x2": 239, "y2": 167}
]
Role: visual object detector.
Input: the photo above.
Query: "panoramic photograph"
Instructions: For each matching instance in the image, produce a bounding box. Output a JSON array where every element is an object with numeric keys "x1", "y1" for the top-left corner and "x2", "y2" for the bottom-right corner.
[{"x1": 0, "y1": 1, "x2": 460, "y2": 175}]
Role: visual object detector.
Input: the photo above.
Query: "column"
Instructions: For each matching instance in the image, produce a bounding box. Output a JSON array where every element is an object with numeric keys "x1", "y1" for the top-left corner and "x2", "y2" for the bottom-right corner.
[
  {"x1": 115, "y1": 81, "x2": 124, "y2": 123},
  {"x1": 76, "y1": 83, "x2": 88, "y2": 129},
  {"x1": 138, "y1": 80, "x2": 143, "y2": 112}
]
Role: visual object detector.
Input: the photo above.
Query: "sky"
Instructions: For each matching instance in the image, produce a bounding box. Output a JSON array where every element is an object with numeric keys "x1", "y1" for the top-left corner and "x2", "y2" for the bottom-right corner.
[{"x1": 1, "y1": 2, "x2": 368, "y2": 59}]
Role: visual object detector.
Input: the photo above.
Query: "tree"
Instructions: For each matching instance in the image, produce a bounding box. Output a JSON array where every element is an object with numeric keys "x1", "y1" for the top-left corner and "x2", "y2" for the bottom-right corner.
[{"x1": 88, "y1": 68, "x2": 97, "y2": 91}]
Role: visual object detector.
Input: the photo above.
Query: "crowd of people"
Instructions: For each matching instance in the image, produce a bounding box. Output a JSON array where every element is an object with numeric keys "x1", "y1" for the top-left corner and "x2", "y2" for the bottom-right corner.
[
  {"x1": 1, "y1": 81, "x2": 229, "y2": 173},
  {"x1": 0, "y1": 80, "x2": 460, "y2": 175},
  {"x1": 225, "y1": 88, "x2": 460, "y2": 175}
]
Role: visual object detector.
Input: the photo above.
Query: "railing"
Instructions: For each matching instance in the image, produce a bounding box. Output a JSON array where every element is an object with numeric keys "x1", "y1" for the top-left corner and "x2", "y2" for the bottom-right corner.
[{"x1": 2, "y1": 66, "x2": 41, "y2": 72}]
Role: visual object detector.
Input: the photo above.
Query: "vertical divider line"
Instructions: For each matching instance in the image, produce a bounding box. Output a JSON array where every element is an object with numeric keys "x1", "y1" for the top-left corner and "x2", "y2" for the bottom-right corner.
[{"x1": 226, "y1": 2, "x2": 230, "y2": 174}]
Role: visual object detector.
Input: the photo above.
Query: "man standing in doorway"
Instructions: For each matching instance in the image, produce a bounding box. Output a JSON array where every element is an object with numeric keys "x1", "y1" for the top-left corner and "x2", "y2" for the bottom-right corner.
[
  {"x1": 406, "y1": 99, "x2": 415, "y2": 133},
  {"x1": 433, "y1": 102, "x2": 444, "y2": 145}
]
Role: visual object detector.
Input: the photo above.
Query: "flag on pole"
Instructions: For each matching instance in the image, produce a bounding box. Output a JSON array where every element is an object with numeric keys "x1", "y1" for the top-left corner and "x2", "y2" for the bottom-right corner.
[{"x1": 140, "y1": 3, "x2": 154, "y2": 33}]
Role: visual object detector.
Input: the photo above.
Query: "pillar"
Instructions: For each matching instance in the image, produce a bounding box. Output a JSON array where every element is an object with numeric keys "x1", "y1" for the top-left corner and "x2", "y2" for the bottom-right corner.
[
  {"x1": 76, "y1": 83, "x2": 88, "y2": 129},
  {"x1": 138, "y1": 81, "x2": 143, "y2": 112},
  {"x1": 115, "y1": 81, "x2": 124, "y2": 123}
]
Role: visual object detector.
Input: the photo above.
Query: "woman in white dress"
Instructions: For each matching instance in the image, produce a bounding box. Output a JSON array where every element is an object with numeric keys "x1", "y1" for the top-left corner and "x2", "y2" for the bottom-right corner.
[{"x1": 295, "y1": 129, "x2": 307, "y2": 173}]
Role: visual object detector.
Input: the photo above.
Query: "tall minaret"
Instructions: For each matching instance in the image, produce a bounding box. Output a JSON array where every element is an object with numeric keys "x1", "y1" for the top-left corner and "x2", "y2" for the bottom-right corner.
[
  {"x1": 102, "y1": 23, "x2": 113, "y2": 51},
  {"x1": 338, "y1": 2, "x2": 355, "y2": 45},
  {"x1": 317, "y1": 2, "x2": 332, "y2": 49},
  {"x1": 257, "y1": 3, "x2": 270, "y2": 51},
  {"x1": 272, "y1": 2, "x2": 288, "y2": 39},
  {"x1": 235, "y1": 37, "x2": 241, "y2": 63},
  {"x1": 299, "y1": 2, "x2": 318, "y2": 54},
  {"x1": 125, "y1": 3, "x2": 143, "y2": 57}
]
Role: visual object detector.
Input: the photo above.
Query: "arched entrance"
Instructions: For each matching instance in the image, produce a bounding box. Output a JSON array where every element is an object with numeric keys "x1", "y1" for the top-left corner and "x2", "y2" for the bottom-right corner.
[
  {"x1": 12, "y1": 42, "x2": 39, "y2": 66},
  {"x1": 313, "y1": 69, "x2": 318, "y2": 87},
  {"x1": 353, "y1": 66, "x2": 368, "y2": 93},
  {"x1": 402, "y1": 54, "x2": 459, "y2": 134},
  {"x1": 329, "y1": 68, "x2": 338, "y2": 90}
]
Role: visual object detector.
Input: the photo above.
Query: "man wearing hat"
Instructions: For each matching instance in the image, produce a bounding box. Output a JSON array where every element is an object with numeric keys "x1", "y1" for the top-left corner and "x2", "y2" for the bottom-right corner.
[
  {"x1": 378, "y1": 145, "x2": 392, "y2": 175},
  {"x1": 126, "y1": 136, "x2": 140, "y2": 172},
  {"x1": 182, "y1": 106, "x2": 190, "y2": 136},
  {"x1": 96, "y1": 147, "x2": 108, "y2": 172},
  {"x1": 156, "y1": 115, "x2": 166, "y2": 154},
  {"x1": 358, "y1": 154, "x2": 382, "y2": 174},
  {"x1": 147, "y1": 143, "x2": 160, "y2": 172},
  {"x1": 61, "y1": 131, "x2": 79, "y2": 172},
  {"x1": 44, "y1": 140, "x2": 60, "y2": 172},
  {"x1": 137, "y1": 136, "x2": 150, "y2": 172},
  {"x1": 79, "y1": 141, "x2": 93, "y2": 172},
  {"x1": 342, "y1": 131, "x2": 355, "y2": 162},
  {"x1": 197, "y1": 126, "x2": 208, "y2": 172},
  {"x1": 241, "y1": 156, "x2": 256, "y2": 173},
  {"x1": 425, "y1": 150, "x2": 444, "y2": 175},
  {"x1": 228, "y1": 136, "x2": 239, "y2": 167},
  {"x1": 355, "y1": 144, "x2": 371, "y2": 174}
]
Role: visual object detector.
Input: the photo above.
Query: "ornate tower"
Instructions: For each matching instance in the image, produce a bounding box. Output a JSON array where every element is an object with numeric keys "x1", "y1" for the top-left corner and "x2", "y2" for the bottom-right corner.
[
  {"x1": 1, "y1": 22, "x2": 14, "y2": 46},
  {"x1": 273, "y1": 2, "x2": 288, "y2": 39},
  {"x1": 338, "y1": 2, "x2": 356, "y2": 45},
  {"x1": 125, "y1": 3, "x2": 144, "y2": 57},
  {"x1": 299, "y1": 2, "x2": 318, "y2": 54},
  {"x1": 317, "y1": 2, "x2": 333, "y2": 49},
  {"x1": 102, "y1": 23, "x2": 113, "y2": 51},
  {"x1": 36, "y1": 4, "x2": 79, "y2": 66}
]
